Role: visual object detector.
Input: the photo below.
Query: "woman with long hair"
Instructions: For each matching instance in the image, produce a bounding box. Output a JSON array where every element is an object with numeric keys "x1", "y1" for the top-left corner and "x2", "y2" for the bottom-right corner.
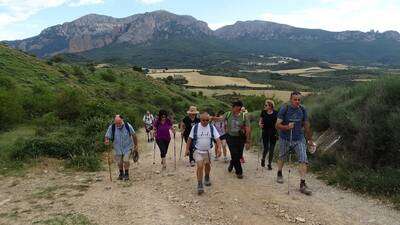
[
  {"x1": 259, "y1": 99, "x2": 278, "y2": 170},
  {"x1": 153, "y1": 109, "x2": 175, "y2": 170}
]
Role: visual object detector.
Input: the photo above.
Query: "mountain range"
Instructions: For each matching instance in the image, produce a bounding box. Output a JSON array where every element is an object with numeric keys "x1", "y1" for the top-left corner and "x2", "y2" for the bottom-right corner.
[{"x1": 4, "y1": 10, "x2": 400, "y2": 67}]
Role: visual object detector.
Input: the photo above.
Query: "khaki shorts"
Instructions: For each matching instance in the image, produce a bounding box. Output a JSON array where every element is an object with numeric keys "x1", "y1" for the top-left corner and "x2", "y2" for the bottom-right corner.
[
  {"x1": 115, "y1": 151, "x2": 131, "y2": 163},
  {"x1": 194, "y1": 150, "x2": 211, "y2": 164}
]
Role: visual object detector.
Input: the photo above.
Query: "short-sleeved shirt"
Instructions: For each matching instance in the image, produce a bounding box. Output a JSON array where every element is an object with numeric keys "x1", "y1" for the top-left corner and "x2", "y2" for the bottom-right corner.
[
  {"x1": 260, "y1": 110, "x2": 278, "y2": 137},
  {"x1": 154, "y1": 119, "x2": 173, "y2": 141},
  {"x1": 189, "y1": 124, "x2": 220, "y2": 152},
  {"x1": 277, "y1": 104, "x2": 308, "y2": 141},
  {"x1": 143, "y1": 114, "x2": 154, "y2": 125},
  {"x1": 105, "y1": 123, "x2": 135, "y2": 155},
  {"x1": 212, "y1": 119, "x2": 226, "y2": 136},
  {"x1": 224, "y1": 111, "x2": 250, "y2": 136},
  {"x1": 182, "y1": 116, "x2": 200, "y2": 138}
]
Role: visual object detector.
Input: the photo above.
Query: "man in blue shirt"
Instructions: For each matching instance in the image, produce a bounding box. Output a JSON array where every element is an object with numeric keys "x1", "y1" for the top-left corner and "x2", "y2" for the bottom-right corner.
[
  {"x1": 105, "y1": 115, "x2": 138, "y2": 181},
  {"x1": 275, "y1": 91, "x2": 315, "y2": 195}
]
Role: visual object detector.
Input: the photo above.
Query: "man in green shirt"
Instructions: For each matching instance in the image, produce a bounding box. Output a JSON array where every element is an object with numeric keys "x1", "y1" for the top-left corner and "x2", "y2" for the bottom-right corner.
[{"x1": 224, "y1": 100, "x2": 251, "y2": 179}]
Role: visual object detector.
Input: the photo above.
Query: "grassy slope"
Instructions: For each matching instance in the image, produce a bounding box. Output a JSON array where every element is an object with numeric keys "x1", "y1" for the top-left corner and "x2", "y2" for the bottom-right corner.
[{"x1": 0, "y1": 44, "x2": 226, "y2": 174}]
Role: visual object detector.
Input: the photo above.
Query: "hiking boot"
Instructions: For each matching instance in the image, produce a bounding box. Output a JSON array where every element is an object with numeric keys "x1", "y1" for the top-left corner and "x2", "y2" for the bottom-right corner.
[
  {"x1": 190, "y1": 161, "x2": 196, "y2": 167},
  {"x1": 277, "y1": 171, "x2": 284, "y2": 184},
  {"x1": 261, "y1": 158, "x2": 265, "y2": 167},
  {"x1": 228, "y1": 163, "x2": 233, "y2": 173},
  {"x1": 237, "y1": 174, "x2": 243, "y2": 179},
  {"x1": 123, "y1": 173, "x2": 130, "y2": 181},
  {"x1": 267, "y1": 164, "x2": 272, "y2": 170},
  {"x1": 300, "y1": 182, "x2": 312, "y2": 195},
  {"x1": 117, "y1": 173, "x2": 123, "y2": 180},
  {"x1": 223, "y1": 157, "x2": 229, "y2": 163},
  {"x1": 204, "y1": 176, "x2": 211, "y2": 186},
  {"x1": 214, "y1": 156, "x2": 219, "y2": 161},
  {"x1": 197, "y1": 183, "x2": 204, "y2": 195}
]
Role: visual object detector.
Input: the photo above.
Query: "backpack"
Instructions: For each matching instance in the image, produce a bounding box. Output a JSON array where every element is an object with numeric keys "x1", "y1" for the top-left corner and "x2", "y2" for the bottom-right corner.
[
  {"x1": 192, "y1": 123, "x2": 215, "y2": 149},
  {"x1": 110, "y1": 123, "x2": 132, "y2": 142},
  {"x1": 283, "y1": 104, "x2": 306, "y2": 126}
]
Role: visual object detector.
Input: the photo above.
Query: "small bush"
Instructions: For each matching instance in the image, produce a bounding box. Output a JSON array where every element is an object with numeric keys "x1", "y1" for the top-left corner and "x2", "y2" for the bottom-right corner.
[
  {"x1": 0, "y1": 90, "x2": 23, "y2": 131},
  {"x1": 101, "y1": 71, "x2": 116, "y2": 82},
  {"x1": 55, "y1": 88, "x2": 86, "y2": 122},
  {"x1": 66, "y1": 150, "x2": 102, "y2": 172}
]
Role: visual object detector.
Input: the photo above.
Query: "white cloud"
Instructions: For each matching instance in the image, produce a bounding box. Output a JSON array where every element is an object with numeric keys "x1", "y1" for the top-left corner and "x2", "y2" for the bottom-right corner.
[
  {"x1": 68, "y1": 0, "x2": 104, "y2": 7},
  {"x1": 135, "y1": 0, "x2": 164, "y2": 4},
  {"x1": 0, "y1": 0, "x2": 104, "y2": 40},
  {"x1": 261, "y1": 0, "x2": 400, "y2": 32}
]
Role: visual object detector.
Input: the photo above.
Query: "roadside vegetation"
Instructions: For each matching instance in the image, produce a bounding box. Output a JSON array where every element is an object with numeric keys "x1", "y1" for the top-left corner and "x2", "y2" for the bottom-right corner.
[{"x1": 306, "y1": 76, "x2": 400, "y2": 208}]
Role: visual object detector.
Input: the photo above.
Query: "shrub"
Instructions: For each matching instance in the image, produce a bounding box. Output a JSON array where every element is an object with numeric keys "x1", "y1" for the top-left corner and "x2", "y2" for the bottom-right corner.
[
  {"x1": 100, "y1": 71, "x2": 116, "y2": 82},
  {"x1": 0, "y1": 90, "x2": 23, "y2": 131},
  {"x1": 55, "y1": 88, "x2": 86, "y2": 122}
]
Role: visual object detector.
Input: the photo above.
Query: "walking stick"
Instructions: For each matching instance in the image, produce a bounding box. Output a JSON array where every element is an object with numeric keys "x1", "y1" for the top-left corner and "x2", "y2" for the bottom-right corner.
[
  {"x1": 107, "y1": 145, "x2": 113, "y2": 182},
  {"x1": 152, "y1": 140, "x2": 156, "y2": 165},
  {"x1": 173, "y1": 133, "x2": 177, "y2": 170},
  {"x1": 179, "y1": 136, "x2": 183, "y2": 160}
]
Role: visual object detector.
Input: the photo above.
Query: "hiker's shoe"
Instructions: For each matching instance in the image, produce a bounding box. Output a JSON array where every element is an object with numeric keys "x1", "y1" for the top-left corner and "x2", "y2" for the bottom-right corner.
[
  {"x1": 204, "y1": 176, "x2": 211, "y2": 186},
  {"x1": 228, "y1": 164, "x2": 233, "y2": 173},
  {"x1": 237, "y1": 174, "x2": 243, "y2": 179},
  {"x1": 223, "y1": 157, "x2": 229, "y2": 163},
  {"x1": 261, "y1": 158, "x2": 266, "y2": 167},
  {"x1": 123, "y1": 174, "x2": 130, "y2": 181},
  {"x1": 117, "y1": 174, "x2": 123, "y2": 180},
  {"x1": 214, "y1": 156, "x2": 219, "y2": 161},
  {"x1": 190, "y1": 161, "x2": 196, "y2": 167},
  {"x1": 197, "y1": 183, "x2": 204, "y2": 195},
  {"x1": 267, "y1": 164, "x2": 272, "y2": 170},
  {"x1": 300, "y1": 183, "x2": 312, "y2": 195},
  {"x1": 277, "y1": 174, "x2": 284, "y2": 184}
]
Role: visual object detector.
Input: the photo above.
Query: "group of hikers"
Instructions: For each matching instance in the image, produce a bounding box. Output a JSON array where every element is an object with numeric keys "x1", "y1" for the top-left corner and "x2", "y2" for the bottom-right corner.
[{"x1": 104, "y1": 91, "x2": 316, "y2": 196}]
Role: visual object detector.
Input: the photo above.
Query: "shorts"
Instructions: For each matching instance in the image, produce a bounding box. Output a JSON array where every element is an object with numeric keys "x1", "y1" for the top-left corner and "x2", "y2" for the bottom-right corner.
[
  {"x1": 279, "y1": 138, "x2": 308, "y2": 163},
  {"x1": 145, "y1": 125, "x2": 153, "y2": 133},
  {"x1": 115, "y1": 151, "x2": 131, "y2": 163},
  {"x1": 194, "y1": 150, "x2": 211, "y2": 164}
]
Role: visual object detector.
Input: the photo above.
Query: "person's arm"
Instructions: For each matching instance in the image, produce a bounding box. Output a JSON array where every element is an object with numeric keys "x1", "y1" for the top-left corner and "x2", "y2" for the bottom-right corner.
[
  {"x1": 275, "y1": 119, "x2": 293, "y2": 131},
  {"x1": 104, "y1": 125, "x2": 112, "y2": 145},
  {"x1": 244, "y1": 114, "x2": 251, "y2": 150},
  {"x1": 185, "y1": 138, "x2": 192, "y2": 156},
  {"x1": 132, "y1": 133, "x2": 139, "y2": 151},
  {"x1": 258, "y1": 117, "x2": 264, "y2": 128},
  {"x1": 304, "y1": 121, "x2": 313, "y2": 143}
]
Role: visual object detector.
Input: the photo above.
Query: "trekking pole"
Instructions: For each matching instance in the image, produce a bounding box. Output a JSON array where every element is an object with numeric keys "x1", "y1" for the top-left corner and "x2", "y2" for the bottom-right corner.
[
  {"x1": 152, "y1": 140, "x2": 156, "y2": 165},
  {"x1": 179, "y1": 136, "x2": 183, "y2": 160},
  {"x1": 288, "y1": 128, "x2": 293, "y2": 195},
  {"x1": 173, "y1": 133, "x2": 177, "y2": 170},
  {"x1": 107, "y1": 145, "x2": 113, "y2": 182}
]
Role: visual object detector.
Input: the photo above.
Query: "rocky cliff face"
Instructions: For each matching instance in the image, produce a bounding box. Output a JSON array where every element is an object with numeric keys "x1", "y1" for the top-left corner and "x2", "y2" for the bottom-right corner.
[{"x1": 6, "y1": 10, "x2": 213, "y2": 57}]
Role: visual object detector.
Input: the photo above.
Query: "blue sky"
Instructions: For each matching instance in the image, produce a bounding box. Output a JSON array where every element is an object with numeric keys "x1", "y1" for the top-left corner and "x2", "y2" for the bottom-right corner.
[{"x1": 1, "y1": 0, "x2": 400, "y2": 41}]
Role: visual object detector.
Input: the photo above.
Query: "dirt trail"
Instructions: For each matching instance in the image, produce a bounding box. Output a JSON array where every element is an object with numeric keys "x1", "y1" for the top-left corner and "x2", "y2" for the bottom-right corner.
[{"x1": 0, "y1": 131, "x2": 399, "y2": 225}]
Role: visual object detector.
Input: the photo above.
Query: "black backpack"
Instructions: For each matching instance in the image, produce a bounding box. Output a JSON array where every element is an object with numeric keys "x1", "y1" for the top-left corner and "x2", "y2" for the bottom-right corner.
[{"x1": 110, "y1": 123, "x2": 132, "y2": 142}]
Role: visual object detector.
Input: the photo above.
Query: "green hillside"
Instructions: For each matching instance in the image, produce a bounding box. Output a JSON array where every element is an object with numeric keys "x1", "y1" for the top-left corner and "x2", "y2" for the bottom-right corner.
[{"x1": 0, "y1": 44, "x2": 226, "y2": 174}]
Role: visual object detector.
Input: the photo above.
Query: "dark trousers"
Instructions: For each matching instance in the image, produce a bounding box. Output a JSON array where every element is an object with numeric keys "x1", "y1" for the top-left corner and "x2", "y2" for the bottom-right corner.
[
  {"x1": 184, "y1": 136, "x2": 195, "y2": 162},
  {"x1": 227, "y1": 135, "x2": 245, "y2": 175},
  {"x1": 156, "y1": 139, "x2": 170, "y2": 158},
  {"x1": 262, "y1": 134, "x2": 277, "y2": 165}
]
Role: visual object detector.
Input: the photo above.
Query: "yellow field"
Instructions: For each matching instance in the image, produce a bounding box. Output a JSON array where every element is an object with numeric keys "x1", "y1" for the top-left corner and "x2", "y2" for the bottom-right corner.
[
  {"x1": 148, "y1": 71, "x2": 271, "y2": 88},
  {"x1": 271, "y1": 67, "x2": 335, "y2": 75},
  {"x1": 188, "y1": 88, "x2": 311, "y2": 102}
]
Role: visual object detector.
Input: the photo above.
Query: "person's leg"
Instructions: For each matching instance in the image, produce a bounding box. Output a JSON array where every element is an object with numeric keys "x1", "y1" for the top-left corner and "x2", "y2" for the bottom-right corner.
[
  {"x1": 189, "y1": 144, "x2": 195, "y2": 164},
  {"x1": 194, "y1": 151, "x2": 205, "y2": 194},
  {"x1": 295, "y1": 140, "x2": 311, "y2": 195},
  {"x1": 277, "y1": 138, "x2": 288, "y2": 183},
  {"x1": 261, "y1": 135, "x2": 268, "y2": 167},
  {"x1": 115, "y1": 155, "x2": 124, "y2": 180},
  {"x1": 268, "y1": 136, "x2": 277, "y2": 168},
  {"x1": 236, "y1": 140, "x2": 245, "y2": 177},
  {"x1": 123, "y1": 153, "x2": 130, "y2": 180},
  {"x1": 226, "y1": 136, "x2": 236, "y2": 172}
]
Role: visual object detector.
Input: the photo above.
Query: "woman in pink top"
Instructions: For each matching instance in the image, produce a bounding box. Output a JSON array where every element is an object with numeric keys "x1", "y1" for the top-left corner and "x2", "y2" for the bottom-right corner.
[{"x1": 153, "y1": 109, "x2": 175, "y2": 169}]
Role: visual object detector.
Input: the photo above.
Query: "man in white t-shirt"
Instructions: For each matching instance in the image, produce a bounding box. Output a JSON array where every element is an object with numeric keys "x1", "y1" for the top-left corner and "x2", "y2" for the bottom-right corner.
[{"x1": 186, "y1": 112, "x2": 222, "y2": 195}]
